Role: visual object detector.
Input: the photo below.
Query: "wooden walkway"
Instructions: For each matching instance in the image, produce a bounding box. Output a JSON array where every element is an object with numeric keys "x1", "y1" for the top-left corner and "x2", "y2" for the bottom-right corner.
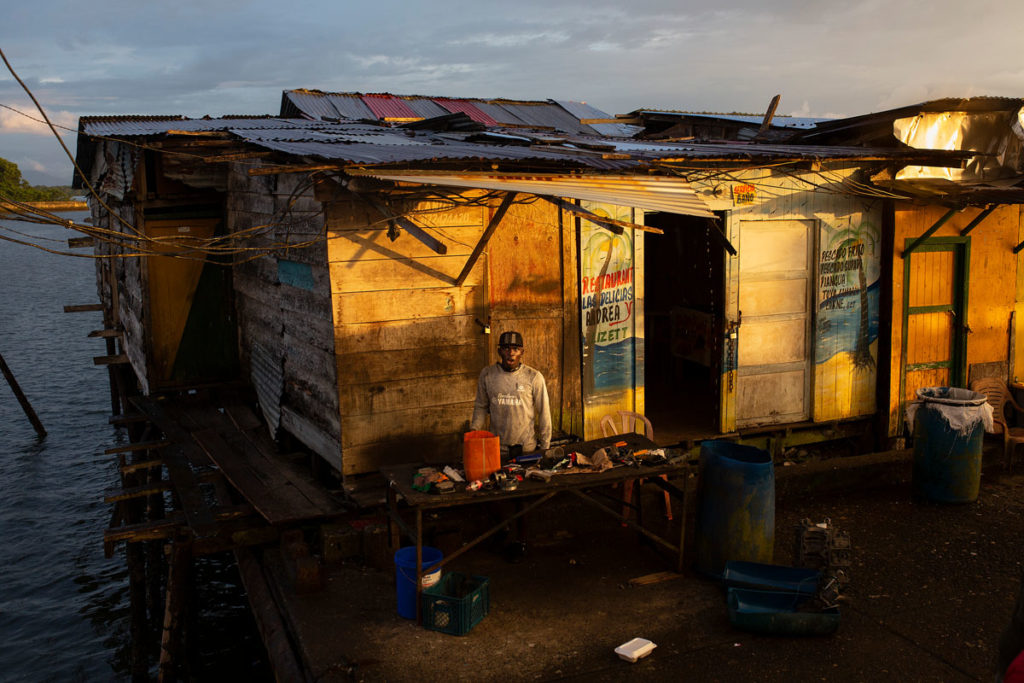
[{"x1": 102, "y1": 386, "x2": 348, "y2": 681}]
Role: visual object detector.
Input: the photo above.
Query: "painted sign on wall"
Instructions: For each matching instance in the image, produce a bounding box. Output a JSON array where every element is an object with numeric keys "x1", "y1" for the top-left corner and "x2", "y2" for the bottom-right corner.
[
  {"x1": 579, "y1": 202, "x2": 644, "y2": 438},
  {"x1": 814, "y1": 219, "x2": 880, "y2": 420}
]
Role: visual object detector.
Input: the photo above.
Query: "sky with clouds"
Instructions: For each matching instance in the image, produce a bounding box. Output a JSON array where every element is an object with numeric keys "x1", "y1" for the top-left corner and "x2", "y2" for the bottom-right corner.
[{"x1": 2, "y1": 0, "x2": 1023, "y2": 185}]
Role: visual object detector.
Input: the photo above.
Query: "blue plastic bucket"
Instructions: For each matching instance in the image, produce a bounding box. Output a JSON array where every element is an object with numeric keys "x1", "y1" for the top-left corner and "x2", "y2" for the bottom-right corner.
[
  {"x1": 912, "y1": 387, "x2": 987, "y2": 503},
  {"x1": 394, "y1": 546, "x2": 443, "y2": 619},
  {"x1": 694, "y1": 440, "x2": 775, "y2": 577}
]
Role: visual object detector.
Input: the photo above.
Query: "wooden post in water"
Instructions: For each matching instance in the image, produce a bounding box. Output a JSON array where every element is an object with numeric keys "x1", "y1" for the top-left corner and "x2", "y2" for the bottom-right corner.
[
  {"x1": 158, "y1": 535, "x2": 192, "y2": 682},
  {"x1": 0, "y1": 351, "x2": 46, "y2": 437}
]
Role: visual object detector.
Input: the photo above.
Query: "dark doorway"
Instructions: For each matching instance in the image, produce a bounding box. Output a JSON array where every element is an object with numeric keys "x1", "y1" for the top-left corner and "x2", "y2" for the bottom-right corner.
[{"x1": 643, "y1": 212, "x2": 726, "y2": 444}]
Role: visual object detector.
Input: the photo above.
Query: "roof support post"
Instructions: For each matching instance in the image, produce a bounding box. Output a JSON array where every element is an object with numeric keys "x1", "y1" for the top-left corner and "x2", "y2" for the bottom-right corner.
[
  {"x1": 959, "y1": 205, "x2": 997, "y2": 236},
  {"x1": 902, "y1": 207, "x2": 958, "y2": 256},
  {"x1": 454, "y1": 192, "x2": 516, "y2": 287}
]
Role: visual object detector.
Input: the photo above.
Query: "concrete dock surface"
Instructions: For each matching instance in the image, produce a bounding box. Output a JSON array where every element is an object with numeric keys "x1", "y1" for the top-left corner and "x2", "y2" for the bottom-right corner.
[{"x1": 263, "y1": 452, "x2": 1024, "y2": 682}]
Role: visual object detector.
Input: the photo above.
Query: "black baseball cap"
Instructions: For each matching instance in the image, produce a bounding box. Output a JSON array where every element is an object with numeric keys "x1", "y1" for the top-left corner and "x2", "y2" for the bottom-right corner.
[{"x1": 498, "y1": 330, "x2": 523, "y2": 347}]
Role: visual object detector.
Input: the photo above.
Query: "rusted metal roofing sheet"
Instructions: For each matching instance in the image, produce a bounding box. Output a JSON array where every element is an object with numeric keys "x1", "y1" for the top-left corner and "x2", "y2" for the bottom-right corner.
[
  {"x1": 355, "y1": 170, "x2": 714, "y2": 217},
  {"x1": 361, "y1": 94, "x2": 419, "y2": 121},
  {"x1": 401, "y1": 97, "x2": 449, "y2": 120},
  {"x1": 433, "y1": 99, "x2": 499, "y2": 126},
  {"x1": 494, "y1": 101, "x2": 596, "y2": 136}
]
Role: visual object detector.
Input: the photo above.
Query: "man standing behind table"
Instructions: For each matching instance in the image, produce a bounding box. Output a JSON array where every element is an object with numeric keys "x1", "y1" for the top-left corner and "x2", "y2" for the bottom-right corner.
[{"x1": 470, "y1": 330, "x2": 552, "y2": 460}]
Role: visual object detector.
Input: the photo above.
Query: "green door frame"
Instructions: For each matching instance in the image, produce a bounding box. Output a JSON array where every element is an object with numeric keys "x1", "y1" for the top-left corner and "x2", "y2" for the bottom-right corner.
[{"x1": 899, "y1": 236, "x2": 970, "y2": 408}]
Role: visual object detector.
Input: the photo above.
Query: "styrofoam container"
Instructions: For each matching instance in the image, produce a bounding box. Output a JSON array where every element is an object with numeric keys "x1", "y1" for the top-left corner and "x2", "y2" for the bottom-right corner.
[{"x1": 614, "y1": 637, "x2": 656, "y2": 663}]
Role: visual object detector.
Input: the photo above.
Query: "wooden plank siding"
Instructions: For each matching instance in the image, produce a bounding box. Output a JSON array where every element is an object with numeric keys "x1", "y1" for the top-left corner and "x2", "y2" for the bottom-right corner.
[
  {"x1": 326, "y1": 197, "x2": 489, "y2": 475},
  {"x1": 228, "y1": 166, "x2": 342, "y2": 465},
  {"x1": 887, "y1": 203, "x2": 1020, "y2": 435},
  {"x1": 486, "y1": 200, "x2": 571, "y2": 434}
]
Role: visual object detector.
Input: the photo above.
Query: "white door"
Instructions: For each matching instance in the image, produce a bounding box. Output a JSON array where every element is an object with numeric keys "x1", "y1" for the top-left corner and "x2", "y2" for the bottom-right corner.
[{"x1": 736, "y1": 220, "x2": 814, "y2": 427}]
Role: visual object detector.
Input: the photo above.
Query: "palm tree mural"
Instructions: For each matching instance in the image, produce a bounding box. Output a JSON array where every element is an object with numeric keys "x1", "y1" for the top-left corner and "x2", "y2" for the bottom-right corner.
[{"x1": 824, "y1": 223, "x2": 878, "y2": 371}]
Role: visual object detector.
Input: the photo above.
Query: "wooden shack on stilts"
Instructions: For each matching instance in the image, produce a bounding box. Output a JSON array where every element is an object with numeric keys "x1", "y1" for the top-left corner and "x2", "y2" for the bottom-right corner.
[{"x1": 72, "y1": 90, "x2": 989, "y2": 676}]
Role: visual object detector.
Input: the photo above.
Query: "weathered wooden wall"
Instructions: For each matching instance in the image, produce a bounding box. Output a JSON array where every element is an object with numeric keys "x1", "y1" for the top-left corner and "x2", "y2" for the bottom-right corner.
[
  {"x1": 326, "y1": 195, "x2": 489, "y2": 476},
  {"x1": 92, "y1": 198, "x2": 150, "y2": 394},
  {"x1": 887, "y1": 203, "x2": 1021, "y2": 435},
  {"x1": 229, "y1": 167, "x2": 341, "y2": 467},
  {"x1": 487, "y1": 199, "x2": 577, "y2": 435}
]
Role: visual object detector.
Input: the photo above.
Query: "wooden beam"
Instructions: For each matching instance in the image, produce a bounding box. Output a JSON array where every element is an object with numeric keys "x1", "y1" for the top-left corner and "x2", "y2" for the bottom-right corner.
[
  {"x1": 0, "y1": 351, "x2": 46, "y2": 438},
  {"x1": 94, "y1": 354, "x2": 130, "y2": 366},
  {"x1": 120, "y1": 460, "x2": 166, "y2": 475},
  {"x1": 358, "y1": 193, "x2": 448, "y2": 255},
  {"x1": 248, "y1": 163, "x2": 342, "y2": 176},
  {"x1": 67, "y1": 236, "x2": 94, "y2": 248},
  {"x1": 64, "y1": 303, "x2": 103, "y2": 313},
  {"x1": 104, "y1": 480, "x2": 172, "y2": 503},
  {"x1": 757, "y1": 94, "x2": 781, "y2": 134},
  {"x1": 959, "y1": 205, "x2": 997, "y2": 236},
  {"x1": 105, "y1": 515, "x2": 184, "y2": 544},
  {"x1": 539, "y1": 196, "x2": 670, "y2": 235},
  {"x1": 158, "y1": 537, "x2": 192, "y2": 682},
  {"x1": 203, "y1": 151, "x2": 272, "y2": 163},
  {"x1": 903, "y1": 207, "x2": 958, "y2": 256},
  {"x1": 110, "y1": 413, "x2": 149, "y2": 426},
  {"x1": 88, "y1": 329, "x2": 123, "y2": 338},
  {"x1": 454, "y1": 192, "x2": 516, "y2": 286},
  {"x1": 105, "y1": 439, "x2": 172, "y2": 455}
]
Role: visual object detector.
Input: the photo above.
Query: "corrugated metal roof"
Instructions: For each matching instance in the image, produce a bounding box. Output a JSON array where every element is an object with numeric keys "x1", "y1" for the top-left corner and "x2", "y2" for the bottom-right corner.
[
  {"x1": 78, "y1": 114, "x2": 966, "y2": 174},
  {"x1": 361, "y1": 94, "x2": 419, "y2": 120},
  {"x1": 472, "y1": 101, "x2": 530, "y2": 127},
  {"x1": 282, "y1": 90, "x2": 343, "y2": 120},
  {"x1": 324, "y1": 93, "x2": 375, "y2": 120},
  {"x1": 554, "y1": 99, "x2": 642, "y2": 137},
  {"x1": 494, "y1": 101, "x2": 595, "y2": 135},
  {"x1": 433, "y1": 99, "x2": 499, "y2": 126},
  {"x1": 632, "y1": 110, "x2": 830, "y2": 129},
  {"x1": 242, "y1": 137, "x2": 629, "y2": 167},
  {"x1": 401, "y1": 97, "x2": 450, "y2": 120},
  {"x1": 355, "y1": 170, "x2": 714, "y2": 217}
]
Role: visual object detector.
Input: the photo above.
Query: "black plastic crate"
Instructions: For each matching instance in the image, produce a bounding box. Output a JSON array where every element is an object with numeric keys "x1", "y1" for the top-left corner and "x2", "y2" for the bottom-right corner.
[{"x1": 421, "y1": 572, "x2": 489, "y2": 636}]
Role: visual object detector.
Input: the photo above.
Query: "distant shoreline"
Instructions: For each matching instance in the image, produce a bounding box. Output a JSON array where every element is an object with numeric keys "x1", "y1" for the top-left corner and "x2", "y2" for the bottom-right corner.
[{"x1": 0, "y1": 200, "x2": 89, "y2": 213}]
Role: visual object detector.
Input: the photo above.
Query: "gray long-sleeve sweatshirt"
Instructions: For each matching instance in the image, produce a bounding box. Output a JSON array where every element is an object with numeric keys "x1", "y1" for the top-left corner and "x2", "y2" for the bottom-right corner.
[{"x1": 470, "y1": 363, "x2": 551, "y2": 454}]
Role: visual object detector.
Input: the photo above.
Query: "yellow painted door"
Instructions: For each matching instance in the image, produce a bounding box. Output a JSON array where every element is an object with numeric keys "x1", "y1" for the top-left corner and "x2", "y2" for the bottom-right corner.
[{"x1": 736, "y1": 220, "x2": 814, "y2": 427}]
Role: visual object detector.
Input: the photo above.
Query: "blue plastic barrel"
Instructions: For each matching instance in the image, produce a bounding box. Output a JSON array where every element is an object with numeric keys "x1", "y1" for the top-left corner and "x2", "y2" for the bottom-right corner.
[
  {"x1": 912, "y1": 387, "x2": 987, "y2": 503},
  {"x1": 694, "y1": 441, "x2": 775, "y2": 577},
  {"x1": 394, "y1": 546, "x2": 443, "y2": 619}
]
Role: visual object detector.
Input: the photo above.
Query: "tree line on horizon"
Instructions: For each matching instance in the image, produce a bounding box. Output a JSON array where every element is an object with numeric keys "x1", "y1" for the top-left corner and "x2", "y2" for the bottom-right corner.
[{"x1": 0, "y1": 156, "x2": 75, "y2": 202}]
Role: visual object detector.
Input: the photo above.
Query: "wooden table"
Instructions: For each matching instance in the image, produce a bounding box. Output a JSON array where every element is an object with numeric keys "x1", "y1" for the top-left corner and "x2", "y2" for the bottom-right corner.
[{"x1": 381, "y1": 433, "x2": 690, "y2": 621}]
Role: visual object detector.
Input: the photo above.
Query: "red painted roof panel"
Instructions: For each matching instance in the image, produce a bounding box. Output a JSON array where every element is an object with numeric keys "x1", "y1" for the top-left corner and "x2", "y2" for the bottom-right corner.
[
  {"x1": 361, "y1": 94, "x2": 420, "y2": 120},
  {"x1": 433, "y1": 99, "x2": 499, "y2": 126}
]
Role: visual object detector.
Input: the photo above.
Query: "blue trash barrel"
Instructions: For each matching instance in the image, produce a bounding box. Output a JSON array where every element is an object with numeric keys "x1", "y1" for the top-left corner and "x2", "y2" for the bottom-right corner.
[
  {"x1": 911, "y1": 387, "x2": 988, "y2": 503},
  {"x1": 694, "y1": 440, "x2": 775, "y2": 577}
]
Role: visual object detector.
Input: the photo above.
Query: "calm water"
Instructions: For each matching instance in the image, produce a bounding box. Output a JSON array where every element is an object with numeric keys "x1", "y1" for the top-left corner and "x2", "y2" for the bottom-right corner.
[{"x1": 0, "y1": 213, "x2": 266, "y2": 680}]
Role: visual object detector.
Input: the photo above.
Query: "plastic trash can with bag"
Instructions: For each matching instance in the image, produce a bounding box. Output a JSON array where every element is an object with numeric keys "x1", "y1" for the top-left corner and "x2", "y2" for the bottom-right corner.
[{"x1": 905, "y1": 386, "x2": 995, "y2": 503}]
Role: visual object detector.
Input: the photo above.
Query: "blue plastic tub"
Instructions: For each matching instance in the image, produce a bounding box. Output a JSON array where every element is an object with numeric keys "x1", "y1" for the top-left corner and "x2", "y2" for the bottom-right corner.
[
  {"x1": 727, "y1": 587, "x2": 840, "y2": 636},
  {"x1": 394, "y1": 546, "x2": 443, "y2": 619},
  {"x1": 694, "y1": 441, "x2": 775, "y2": 577},
  {"x1": 723, "y1": 560, "x2": 822, "y2": 597}
]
